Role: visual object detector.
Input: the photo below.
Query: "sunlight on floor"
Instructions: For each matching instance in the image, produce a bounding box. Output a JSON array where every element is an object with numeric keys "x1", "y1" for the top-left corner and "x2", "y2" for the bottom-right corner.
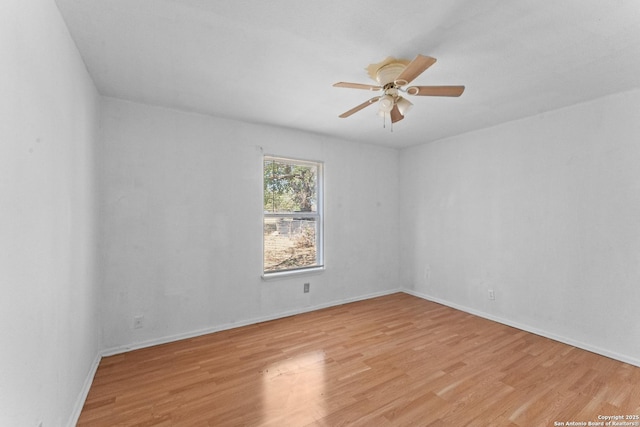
[{"x1": 261, "y1": 350, "x2": 327, "y2": 425}]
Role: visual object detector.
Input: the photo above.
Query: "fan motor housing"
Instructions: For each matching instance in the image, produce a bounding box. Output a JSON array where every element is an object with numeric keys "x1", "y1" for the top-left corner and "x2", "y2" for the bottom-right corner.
[{"x1": 375, "y1": 63, "x2": 406, "y2": 86}]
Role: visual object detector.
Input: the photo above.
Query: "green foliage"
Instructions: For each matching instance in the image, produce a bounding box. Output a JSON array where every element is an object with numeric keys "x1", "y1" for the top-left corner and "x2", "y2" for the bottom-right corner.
[{"x1": 264, "y1": 160, "x2": 317, "y2": 212}]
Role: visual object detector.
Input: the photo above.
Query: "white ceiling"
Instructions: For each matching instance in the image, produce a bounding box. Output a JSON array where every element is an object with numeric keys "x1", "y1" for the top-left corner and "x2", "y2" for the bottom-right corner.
[{"x1": 55, "y1": 0, "x2": 640, "y2": 148}]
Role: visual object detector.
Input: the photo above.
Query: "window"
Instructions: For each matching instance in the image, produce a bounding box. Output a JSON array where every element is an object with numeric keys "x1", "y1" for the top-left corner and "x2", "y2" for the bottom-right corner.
[{"x1": 263, "y1": 156, "x2": 323, "y2": 276}]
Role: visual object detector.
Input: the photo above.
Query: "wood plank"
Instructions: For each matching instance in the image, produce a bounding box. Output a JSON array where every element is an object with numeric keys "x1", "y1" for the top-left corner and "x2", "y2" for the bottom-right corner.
[{"x1": 78, "y1": 293, "x2": 640, "y2": 426}]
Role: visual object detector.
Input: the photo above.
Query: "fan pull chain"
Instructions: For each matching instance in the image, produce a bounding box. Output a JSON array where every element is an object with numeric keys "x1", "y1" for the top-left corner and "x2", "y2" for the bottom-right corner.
[{"x1": 381, "y1": 113, "x2": 394, "y2": 132}]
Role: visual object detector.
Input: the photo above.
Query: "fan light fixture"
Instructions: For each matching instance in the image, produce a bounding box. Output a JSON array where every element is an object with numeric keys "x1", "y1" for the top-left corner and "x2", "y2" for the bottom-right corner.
[
  {"x1": 378, "y1": 94, "x2": 394, "y2": 113},
  {"x1": 396, "y1": 97, "x2": 413, "y2": 116}
]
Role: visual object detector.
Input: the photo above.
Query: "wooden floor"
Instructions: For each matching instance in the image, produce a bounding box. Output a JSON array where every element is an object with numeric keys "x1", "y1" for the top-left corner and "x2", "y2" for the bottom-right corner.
[{"x1": 79, "y1": 293, "x2": 640, "y2": 426}]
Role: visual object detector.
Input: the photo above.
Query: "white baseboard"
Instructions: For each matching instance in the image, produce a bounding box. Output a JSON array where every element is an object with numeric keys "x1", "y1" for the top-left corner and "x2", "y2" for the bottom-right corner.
[
  {"x1": 67, "y1": 352, "x2": 101, "y2": 427},
  {"x1": 403, "y1": 289, "x2": 640, "y2": 368},
  {"x1": 101, "y1": 288, "x2": 402, "y2": 357}
]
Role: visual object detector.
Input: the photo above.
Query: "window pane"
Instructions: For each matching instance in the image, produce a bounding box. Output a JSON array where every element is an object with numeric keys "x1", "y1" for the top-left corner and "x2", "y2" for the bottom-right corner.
[
  {"x1": 264, "y1": 160, "x2": 317, "y2": 214},
  {"x1": 263, "y1": 217, "x2": 318, "y2": 272},
  {"x1": 263, "y1": 156, "x2": 323, "y2": 275}
]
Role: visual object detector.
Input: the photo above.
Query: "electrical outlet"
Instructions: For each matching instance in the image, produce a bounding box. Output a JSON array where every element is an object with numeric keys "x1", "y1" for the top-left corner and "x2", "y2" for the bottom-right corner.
[
  {"x1": 303, "y1": 282, "x2": 310, "y2": 293},
  {"x1": 488, "y1": 289, "x2": 495, "y2": 301},
  {"x1": 133, "y1": 315, "x2": 144, "y2": 329}
]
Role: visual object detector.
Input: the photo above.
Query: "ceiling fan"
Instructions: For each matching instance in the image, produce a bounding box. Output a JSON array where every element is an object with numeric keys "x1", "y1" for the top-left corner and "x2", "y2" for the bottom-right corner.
[{"x1": 333, "y1": 54, "x2": 465, "y2": 125}]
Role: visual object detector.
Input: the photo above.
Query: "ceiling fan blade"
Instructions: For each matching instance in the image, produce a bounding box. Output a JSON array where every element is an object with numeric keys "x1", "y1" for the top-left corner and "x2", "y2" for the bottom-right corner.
[
  {"x1": 390, "y1": 104, "x2": 404, "y2": 123},
  {"x1": 406, "y1": 85, "x2": 465, "y2": 97},
  {"x1": 333, "y1": 82, "x2": 382, "y2": 91},
  {"x1": 393, "y1": 55, "x2": 437, "y2": 86},
  {"x1": 338, "y1": 96, "x2": 381, "y2": 118}
]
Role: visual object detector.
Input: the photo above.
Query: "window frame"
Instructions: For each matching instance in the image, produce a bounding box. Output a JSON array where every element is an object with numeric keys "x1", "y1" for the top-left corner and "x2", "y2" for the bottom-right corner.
[{"x1": 262, "y1": 155, "x2": 324, "y2": 279}]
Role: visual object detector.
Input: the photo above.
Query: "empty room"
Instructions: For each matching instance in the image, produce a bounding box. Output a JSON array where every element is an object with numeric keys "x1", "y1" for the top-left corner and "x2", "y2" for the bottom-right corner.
[{"x1": 3, "y1": 1, "x2": 640, "y2": 426}]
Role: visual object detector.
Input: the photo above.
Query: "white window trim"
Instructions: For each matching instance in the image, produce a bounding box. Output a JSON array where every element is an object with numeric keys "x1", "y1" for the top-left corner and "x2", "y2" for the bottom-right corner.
[
  {"x1": 261, "y1": 266, "x2": 325, "y2": 281},
  {"x1": 262, "y1": 155, "x2": 324, "y2": 279}
]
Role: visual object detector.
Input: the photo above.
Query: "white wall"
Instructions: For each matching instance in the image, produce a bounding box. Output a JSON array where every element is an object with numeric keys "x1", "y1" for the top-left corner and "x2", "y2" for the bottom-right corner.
[
  {"x1": 400, "y1": 89, "x2": 640, "y2": 365},
  {"x1": 99, "y1": 97, "x2": 400, "y2": 351},
  {"x1": 0, "y1": 1, "x2": 101, "y2": 426}
]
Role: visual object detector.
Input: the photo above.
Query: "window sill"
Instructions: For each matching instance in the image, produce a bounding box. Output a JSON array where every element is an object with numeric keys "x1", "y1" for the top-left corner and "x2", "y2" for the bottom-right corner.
[{"x1": 262, "y1": 266, "x2": 325, "y2": 281}]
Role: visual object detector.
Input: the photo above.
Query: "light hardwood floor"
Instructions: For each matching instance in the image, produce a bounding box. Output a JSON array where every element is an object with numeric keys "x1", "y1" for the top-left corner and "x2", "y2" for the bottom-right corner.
[{"x1": 79, "y1": 293, "x2": 640, "y2": 426}]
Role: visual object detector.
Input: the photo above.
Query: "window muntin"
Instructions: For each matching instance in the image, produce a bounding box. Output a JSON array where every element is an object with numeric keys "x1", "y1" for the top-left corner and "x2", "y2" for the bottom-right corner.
[{"x1": 263, "y1": 156, "x2": 323, "y2": 275}]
